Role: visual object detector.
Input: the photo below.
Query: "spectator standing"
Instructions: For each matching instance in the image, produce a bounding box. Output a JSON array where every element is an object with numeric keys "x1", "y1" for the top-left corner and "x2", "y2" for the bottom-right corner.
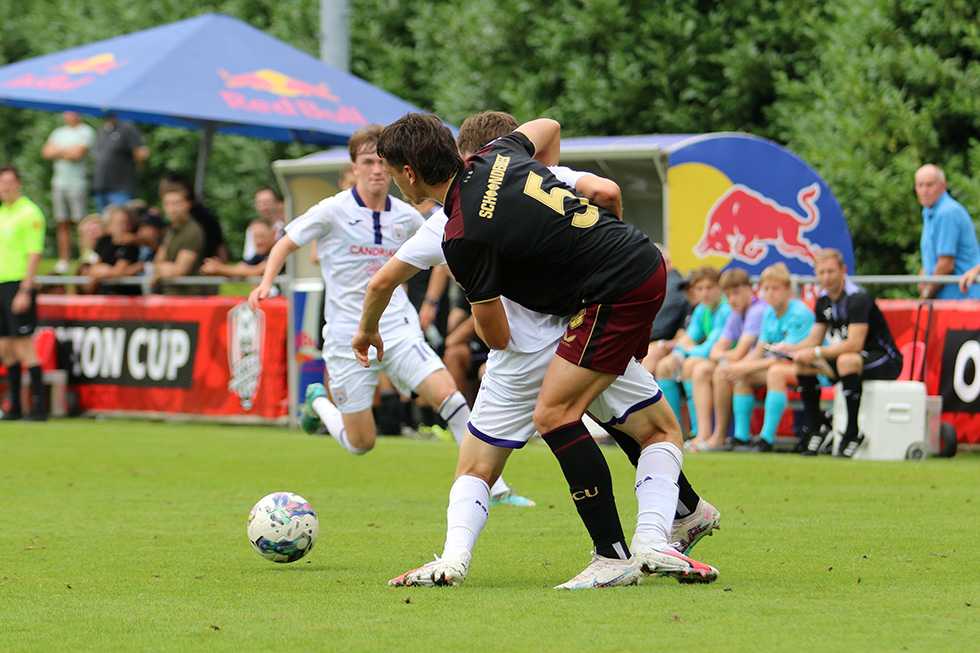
[
  {"x1": 0, "y1": 165, "x2": 47, "y2": 420},
  {"x1": 92, "y1": 116, "x2": 148, "y2": 213},
  {"x1": 915, "y1": 164, "x2": 980, "y2": 299},
  {"x1": 41, "y1": 111, "x2": 96, "y2": 273},
  {"x1": 151, "y1": 187, "x2": 206, "y2": 295}
]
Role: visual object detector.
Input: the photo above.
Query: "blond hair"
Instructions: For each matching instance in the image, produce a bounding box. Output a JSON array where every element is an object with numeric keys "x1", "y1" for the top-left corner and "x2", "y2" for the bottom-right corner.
[
  {"x1": 814, "y1": 248, "x2": 843, "y2": 267},
  {"x1": 760, "y1": 262, "x2": 791, "y2": 287}
]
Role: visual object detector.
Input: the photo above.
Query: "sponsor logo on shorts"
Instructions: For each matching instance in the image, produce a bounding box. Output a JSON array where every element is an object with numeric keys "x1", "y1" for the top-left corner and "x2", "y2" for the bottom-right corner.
[
  {"x1": 570, "y1": 309, "x2": 586, "y2": 329},
  {"x1": 332, "y1": 386, "x2": 347, "y2": 406},
  {"x1": 561, "y1": 333, "x2": 577, "y2": 346}
]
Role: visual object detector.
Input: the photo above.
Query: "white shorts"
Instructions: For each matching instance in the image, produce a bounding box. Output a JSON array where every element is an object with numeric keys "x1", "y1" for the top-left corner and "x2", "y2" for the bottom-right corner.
[
  {"x1": 469, "y1": 347, "x2": 662, "y2": 448},
  {"x1": 323, "y1": 335, "x2": 445, "y2": 414}
]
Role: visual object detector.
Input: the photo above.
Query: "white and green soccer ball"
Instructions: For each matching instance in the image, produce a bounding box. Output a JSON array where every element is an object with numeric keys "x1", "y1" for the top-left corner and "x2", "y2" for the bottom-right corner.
[{"x1": 247, "y1": 492, "x2": 319, "y2": 563}]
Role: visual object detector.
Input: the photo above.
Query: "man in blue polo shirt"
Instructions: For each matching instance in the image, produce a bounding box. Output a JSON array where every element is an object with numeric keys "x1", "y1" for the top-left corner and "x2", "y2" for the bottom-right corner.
[{"x1": 915, "y1": 164, "x2": 980, "y2": 300}]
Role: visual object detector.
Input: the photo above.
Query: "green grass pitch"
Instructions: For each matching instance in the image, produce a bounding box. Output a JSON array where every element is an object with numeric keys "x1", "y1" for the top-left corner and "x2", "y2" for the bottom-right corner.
[{"x1": 1, "y1": 419, "x2": 978, "y2": 651}]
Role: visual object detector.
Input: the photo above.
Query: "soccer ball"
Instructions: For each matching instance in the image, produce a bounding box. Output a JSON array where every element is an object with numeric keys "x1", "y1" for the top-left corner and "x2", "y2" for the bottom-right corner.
[{"x1": 247, "y1": 492, "x2": 319, "y2": 563}]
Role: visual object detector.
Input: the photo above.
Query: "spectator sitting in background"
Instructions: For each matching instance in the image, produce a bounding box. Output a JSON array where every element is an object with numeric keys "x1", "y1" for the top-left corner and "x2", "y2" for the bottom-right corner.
[
  {"x1": 151, "y1": 187, "x2": 206, "y2": 295},
  {"x1": 642, "y1": 244, "x2": 694, "y2": 375},
  {"x1": 247, "y1": 186, "x2": 286, "y2": 262},
  {"x1": 201, "y1": 220, "x2": 273, "y2": 279},
  {"x1": 85, "y1": 206, "x2": 140, "y2": 295},
  {"x1": 338, "y1": 163, "x2": 356, "y2": 191},
  {"x1": 74, "y1": 213, "x2": 106, "y2": 271},
  {"x1": 158, "y1": 173, "x2": 228, "y2": 262}
]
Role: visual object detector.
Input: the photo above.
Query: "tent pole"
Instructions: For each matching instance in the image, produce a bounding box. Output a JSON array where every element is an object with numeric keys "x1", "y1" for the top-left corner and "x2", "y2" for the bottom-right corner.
[{"x1": 194, "y1": 123, "x2": 215, "y2": 202}]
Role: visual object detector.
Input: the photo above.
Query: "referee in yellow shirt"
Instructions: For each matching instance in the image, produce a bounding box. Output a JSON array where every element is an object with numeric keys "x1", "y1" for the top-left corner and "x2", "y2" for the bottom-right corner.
[{"x1": 0, "y1": 165, "x2": 46, "y2": 421}]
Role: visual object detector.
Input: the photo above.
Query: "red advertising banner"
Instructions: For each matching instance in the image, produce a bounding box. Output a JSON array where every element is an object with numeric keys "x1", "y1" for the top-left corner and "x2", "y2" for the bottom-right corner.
[
  {"x1": 880, "y1": 299, "x2": 980, "y2": 445},
  {"x1": 37, "y1": 295, "x2": 288, "y2": 419}
]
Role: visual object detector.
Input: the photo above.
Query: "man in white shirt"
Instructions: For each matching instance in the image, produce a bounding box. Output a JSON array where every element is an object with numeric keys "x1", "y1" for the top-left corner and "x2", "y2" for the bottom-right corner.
[
  {"x1": 354, "y1": 112, "x2": 720, "y2": 589},
  {"x1": 41, "y1": 112, "x2": 96, "y2": 274},
  {"x1": 248, "y1": 125, "x2": 530, "y2": 505}
]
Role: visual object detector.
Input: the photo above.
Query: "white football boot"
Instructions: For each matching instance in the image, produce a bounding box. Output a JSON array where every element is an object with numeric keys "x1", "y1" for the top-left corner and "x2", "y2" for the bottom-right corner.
[
  {"x1": 554, "y1": 553, "x2": 642, "y2": 590},
  {"x1": 671, "y1": 500, "x2": 721, "y2": 555},
  {"x1": 388, "y1": 552, "x2": 471, "y2": 587},
  {"x1": 631, "y1": 540, "x2": 719, "y2": 584}
]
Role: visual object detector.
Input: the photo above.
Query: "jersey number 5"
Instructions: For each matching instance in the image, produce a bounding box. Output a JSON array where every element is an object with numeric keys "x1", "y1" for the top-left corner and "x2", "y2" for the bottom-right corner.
[{"x1": 523, "y1": 172, "x2": 599, "y2": 228}]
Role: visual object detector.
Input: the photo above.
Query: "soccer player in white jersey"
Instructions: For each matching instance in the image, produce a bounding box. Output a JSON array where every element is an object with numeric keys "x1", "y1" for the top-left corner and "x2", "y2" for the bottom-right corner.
[
  {"x1": 248, "y1": 124, "x2": 530, "y2": 505},
  {"x1": 353, "y1": 112, "x2": 720, "y2": 588}
]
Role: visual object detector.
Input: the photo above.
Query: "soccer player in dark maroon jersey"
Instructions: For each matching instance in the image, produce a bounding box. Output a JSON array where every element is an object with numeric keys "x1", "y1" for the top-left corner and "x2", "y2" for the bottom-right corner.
[{"x1": 367, "y1": 113, "x2": 711, "y2": 580}]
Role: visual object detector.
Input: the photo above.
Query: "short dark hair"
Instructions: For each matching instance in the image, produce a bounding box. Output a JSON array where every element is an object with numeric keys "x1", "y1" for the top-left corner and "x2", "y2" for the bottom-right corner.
[
  {"x1": 689, "y1": 266, "x2": 720, "y2": 286},
  {"x1": 348, "y1": 124, "x2": 384, "y2": 162},
  {"x1": 457, "y1": 111, "x2": 519, "y2": 157},
  {"x1": 719, "y1": 267, "x2": 751, "y2": 291},
  {"x1": 0, "y1": 164, "x2": 20, "y2": 180},
  {"x1": 160, "y1": 171, "x2": 192, "y2": 192},
  {"x1": 377, "y1": 113, "x2": 463, "y2": 186},
  {"x1": 254, "y1": 185, "x2": 283, "y2": 202}
]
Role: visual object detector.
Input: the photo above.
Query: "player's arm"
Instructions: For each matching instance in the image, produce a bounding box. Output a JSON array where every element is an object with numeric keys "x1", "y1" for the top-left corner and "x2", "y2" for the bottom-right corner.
[
  {"x1": 789, "y1": 322, "x2": 830, "y2": 364},
  {"x1": 471, "y1": 298, "x2": 510, "y2": 350},
  {"x1": 41, "y1": 138, "x2": 61, "y2": 160},
  {"x1": 574, "y1": 174, "x2": 622, "y2": 219},
  {"x1": 516, "y1": 119, "x2": 561, "y2": 167},
  {"x1": 708, "y1": 336, "x2": 733, "y2": 362},
  {"x1": 418, "y1": 264, "x2": 449, "y2": 330},
  {"x1": 352, "y1": 257, "x2": 425, "y2": 367},
  {"x1": 248, "y1": 234, "x2": 299, "y2": 311}
]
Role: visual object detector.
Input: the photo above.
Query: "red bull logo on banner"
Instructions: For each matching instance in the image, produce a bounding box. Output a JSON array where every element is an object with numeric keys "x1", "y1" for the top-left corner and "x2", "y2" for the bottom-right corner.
[
  {"x1": 667, "y1": 133, "x2": 854, "y2": 275},
  {"x1": 218, "y1": 68, "x2": 365, "y2": 126},
  {"x1": 695, "y1": 182, "x2": 820, "y2": 265},
  {"x1": 1, "y1": 52, "x2": 126, "y2": 92}
]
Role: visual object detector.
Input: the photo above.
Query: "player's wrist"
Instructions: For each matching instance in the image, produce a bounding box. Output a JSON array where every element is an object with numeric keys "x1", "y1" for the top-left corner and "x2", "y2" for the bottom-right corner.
[
  {"x1": 814, "y1": 346, "x2": 823, "y2": 359},
  {"x1": 423, "y1": 297, "x2": 439, "y2": 308}
]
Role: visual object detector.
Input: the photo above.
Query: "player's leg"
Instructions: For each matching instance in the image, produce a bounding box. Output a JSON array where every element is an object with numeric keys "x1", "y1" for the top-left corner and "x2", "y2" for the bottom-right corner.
[
  {"x1": 308, "y1": 354, "x2": 379, "y2": 454},
  {"x1": 835, "y1": 352, "x2": 866, "y2": 457},
  {"x1": 654, "y1": 353, "x2": 684, "y2": 425},
  {"x1": 397, "y1": 337, "x2": 530, "y2": 503},
  {"x1": 757, "y1": 363, "x2": 796, "y2": 447},
  {"x1": 685, "y1": 358, "x2": 717, "y2": 449},
  {"x1": 588, "y1": 360, "x2": 718, "y2": 579},
  {"x1": 681, "y1": 355, "x2": 702, "y2": 436},
  {"x1": 12, "y1": 334, "x2": 43, "y2": 420},
  {"x1": 730, "y1": 369, "x2": 769, "y2": 448},
  {"x1": 389, "y1": 432, "x2": 512, "y2": 587},
  {"x1": 705, "y1": 364, "x2": 736, "y2": 448},
  {"x1": 797, "y1": 360, "x2": 831, "y2": 455}
]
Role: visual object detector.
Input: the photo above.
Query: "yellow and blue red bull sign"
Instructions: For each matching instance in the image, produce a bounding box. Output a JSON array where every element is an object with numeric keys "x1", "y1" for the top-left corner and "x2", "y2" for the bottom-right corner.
[{"x1": 668, "y1": 133, "x2": 855, "y2": 274}]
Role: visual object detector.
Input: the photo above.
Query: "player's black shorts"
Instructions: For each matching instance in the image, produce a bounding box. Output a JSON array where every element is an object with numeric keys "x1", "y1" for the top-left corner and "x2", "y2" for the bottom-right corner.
[
  {"x1": 0, "y1": 281, "x2": 38, "y2": 338},
  {"x1": 825, "y1": 348, "x2": 903, "y2": 381}
]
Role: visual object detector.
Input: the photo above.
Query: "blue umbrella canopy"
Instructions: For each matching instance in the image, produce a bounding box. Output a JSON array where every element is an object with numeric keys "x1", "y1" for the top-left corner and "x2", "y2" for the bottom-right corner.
[{"x1": 0, "y1": 12, "x2": 423, "y2": 146}]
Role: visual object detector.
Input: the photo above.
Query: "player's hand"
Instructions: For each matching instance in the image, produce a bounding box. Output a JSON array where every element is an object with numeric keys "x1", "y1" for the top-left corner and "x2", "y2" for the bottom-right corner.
[
  {"x1": 418, "y1": 302, "x2": 436, "y2": 330},
  {"x1": 793, "y1": 348, "x2": 818, "y2": 365},
  {"x1": 662, "y1": 354, "x2": 679, "y2": 375},
  {"x1": 200, "y1": 257, "x2": 220, "y2": 275},
  {"x1": 12, "y1": 290, "x2": 30, "y2": 314},
  {"x1": 351, "y1": 329, "x2": 384, "y2": 367},
  {"x1": 960, "y1": 266, "x2": 979, "y2": 294},
  {"x1": 248, "y1": 282, "x2": 271, "y2": 312}
]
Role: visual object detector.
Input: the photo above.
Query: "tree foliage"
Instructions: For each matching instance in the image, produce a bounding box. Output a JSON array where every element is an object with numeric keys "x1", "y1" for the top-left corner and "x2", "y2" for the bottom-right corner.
[{"x1": 1, "y1": 0, "x2": 977, "y2": 275}]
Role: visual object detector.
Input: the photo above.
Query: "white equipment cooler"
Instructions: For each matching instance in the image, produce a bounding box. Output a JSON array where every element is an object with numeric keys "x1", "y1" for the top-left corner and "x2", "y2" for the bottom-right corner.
[{"x1": 831, "y1": 380, "x2": 928, "y2": 460}]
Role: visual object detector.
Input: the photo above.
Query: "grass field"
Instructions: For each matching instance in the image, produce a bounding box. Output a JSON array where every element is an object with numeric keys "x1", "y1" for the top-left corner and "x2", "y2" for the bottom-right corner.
[{"x1": 1, "y1": 419, "x2": 978, "y2": 651}]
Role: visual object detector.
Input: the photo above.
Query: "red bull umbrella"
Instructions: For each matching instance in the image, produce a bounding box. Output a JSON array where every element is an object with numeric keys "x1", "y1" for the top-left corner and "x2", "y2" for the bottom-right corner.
[
  {"x1": 0, "y1": 13, "x2": 430, "y2": 196},
  {"x1": 0, "y1": 12, "x2": 424, "y2": 144}
]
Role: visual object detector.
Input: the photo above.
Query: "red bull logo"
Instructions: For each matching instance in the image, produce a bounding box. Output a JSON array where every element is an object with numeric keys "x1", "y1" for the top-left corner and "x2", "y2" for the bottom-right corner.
[
  {"x1": 51, "y1": 53, "x2": 127, "y2": 75},
  {"x1": 695, "y1": 182, "x2": 821, "y2": 265},
  {"x1": 217, "y1": 68, "x2": 366, "y2": 127},
  {"x1": 219, "y1": 68, "x2": 338, "y2": 101},
  {"x1": 2, "y1": 52, "x2": 125, "y2": 92}
]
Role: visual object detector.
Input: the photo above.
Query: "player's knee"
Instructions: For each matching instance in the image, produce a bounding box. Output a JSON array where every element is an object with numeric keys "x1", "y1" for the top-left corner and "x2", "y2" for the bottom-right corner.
[
  {"x1": 835, "y1": 352, "x2": 862, "y2": 373},
  {"x1": 532, "y1": 404, "x2": 569, "y2": 435}
]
